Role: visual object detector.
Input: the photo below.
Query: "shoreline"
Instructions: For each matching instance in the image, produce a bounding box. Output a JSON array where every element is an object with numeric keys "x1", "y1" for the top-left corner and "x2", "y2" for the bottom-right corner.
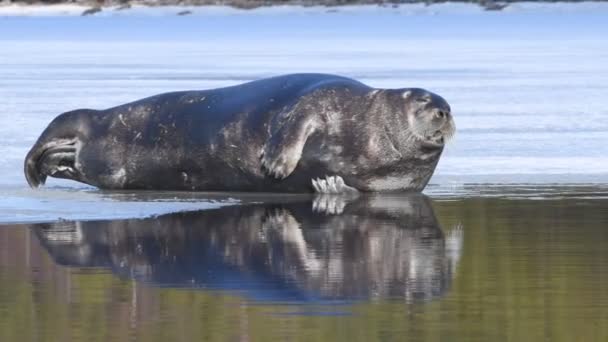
[{"x1": 1, "y1": 1, "x2": 608, "y2": 16}]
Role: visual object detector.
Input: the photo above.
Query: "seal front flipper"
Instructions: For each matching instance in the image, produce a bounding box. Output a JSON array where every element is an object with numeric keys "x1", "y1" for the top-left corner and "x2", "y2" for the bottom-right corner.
[
  {"x1": 311, "y1": 175, "x2": 358, "y2": 194},
  {"x1": 260, "y1": 109, "x2": 320, "y2": 179}
]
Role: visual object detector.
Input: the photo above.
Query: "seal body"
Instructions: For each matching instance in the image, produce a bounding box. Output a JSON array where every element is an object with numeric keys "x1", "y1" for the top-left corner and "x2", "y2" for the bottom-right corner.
[{"x1": 25, "y1": 73, "x2": 455, "y2": 192}]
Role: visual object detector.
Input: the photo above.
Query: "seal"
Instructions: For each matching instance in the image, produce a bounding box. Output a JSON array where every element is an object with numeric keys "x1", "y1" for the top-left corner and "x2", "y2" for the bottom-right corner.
[{"x1": 24, "y1": 73, "x2": 455, "y2": 193}]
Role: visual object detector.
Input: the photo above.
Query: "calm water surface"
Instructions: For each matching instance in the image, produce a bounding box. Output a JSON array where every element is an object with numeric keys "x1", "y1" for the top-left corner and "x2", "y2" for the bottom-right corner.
[{"x1": 1, "y1": 193, "x2": 607, "y2": 341}]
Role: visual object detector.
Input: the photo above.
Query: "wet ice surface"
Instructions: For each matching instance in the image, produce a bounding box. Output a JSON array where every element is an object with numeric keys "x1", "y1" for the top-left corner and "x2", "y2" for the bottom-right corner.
[{"x1": 1, "y1": 4, "x2": 607, "y2": 222}]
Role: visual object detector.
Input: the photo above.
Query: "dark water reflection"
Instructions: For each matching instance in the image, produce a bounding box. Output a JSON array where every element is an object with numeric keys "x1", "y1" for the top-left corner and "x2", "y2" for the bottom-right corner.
[
  {"x1": 32, "y1": 194, "x2": 459, "y2": 303},
  {"x1": 1, "y1": 194, "x2": 608, "y2": 341}
]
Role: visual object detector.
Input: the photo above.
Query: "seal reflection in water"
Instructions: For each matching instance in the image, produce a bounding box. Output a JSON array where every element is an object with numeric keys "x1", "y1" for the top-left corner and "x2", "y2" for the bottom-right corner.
[
  {"x1": 24, "y1": 73, "x2": 455, "y2": 192},
  {"x1": 32, "y1": 194, "x2": 462, "y2": 302}
]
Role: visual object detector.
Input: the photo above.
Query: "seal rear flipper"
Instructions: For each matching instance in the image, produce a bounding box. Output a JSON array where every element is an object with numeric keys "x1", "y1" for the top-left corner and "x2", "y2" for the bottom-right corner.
[
  {"x1": 25, "y1": 139, "x2": 79, "y2": 187},
  {"x1": 24, "y1": 108, "x2": 97, "y2": 188}
]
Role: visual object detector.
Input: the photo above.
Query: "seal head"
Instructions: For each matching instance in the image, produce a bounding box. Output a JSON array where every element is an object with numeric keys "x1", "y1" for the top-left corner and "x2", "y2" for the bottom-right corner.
[{"x1": 402, "y1": 88, "x2": 455, "y2": 148}]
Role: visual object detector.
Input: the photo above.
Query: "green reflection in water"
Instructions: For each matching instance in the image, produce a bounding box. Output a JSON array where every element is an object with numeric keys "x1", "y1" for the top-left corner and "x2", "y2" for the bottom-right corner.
[{"x1": 0, "y1": 196, "x2": 607, "y2": 341}]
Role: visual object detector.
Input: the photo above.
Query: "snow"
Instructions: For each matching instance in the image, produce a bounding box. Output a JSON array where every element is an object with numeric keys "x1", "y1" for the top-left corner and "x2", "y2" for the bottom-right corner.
[
  {"x1": 2, "y1": 2, "x2": 608, "y2": 17},
  {"x1": 0, "y1": 3, "x2": 607, "y2": 223}
]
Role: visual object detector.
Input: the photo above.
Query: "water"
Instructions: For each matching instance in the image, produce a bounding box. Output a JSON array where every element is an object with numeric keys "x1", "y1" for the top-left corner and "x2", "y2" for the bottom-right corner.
[
  {"x1": 0, "y1": 4, "x2": 608, "y2": 340},
  {"x1": 1, "y1": 193, "x2": 607, "y2": 341}
]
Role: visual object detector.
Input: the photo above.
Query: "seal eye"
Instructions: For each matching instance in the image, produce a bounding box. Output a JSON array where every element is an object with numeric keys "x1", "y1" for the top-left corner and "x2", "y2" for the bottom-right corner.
[
  {"x1": 416, "y1": 97, "x2": 430, "y2": 104},
  {"x1": 436, "y1": 110, "x2": 449, "y2": 119}
]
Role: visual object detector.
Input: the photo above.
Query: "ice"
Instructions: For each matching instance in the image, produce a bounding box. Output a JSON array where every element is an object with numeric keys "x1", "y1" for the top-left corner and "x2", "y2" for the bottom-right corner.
[
  {"x1": 0, "y1": 3, "x2": 607, "y2": 222},
  {"x1": 0, "y1": 187, "x2": 231, "y2": 224}
]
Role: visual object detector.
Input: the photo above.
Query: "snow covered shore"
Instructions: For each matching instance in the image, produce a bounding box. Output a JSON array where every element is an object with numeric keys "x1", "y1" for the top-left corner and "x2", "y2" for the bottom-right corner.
[{"x1": 1, "y1": 1, "x2": 608, "y2": 17}]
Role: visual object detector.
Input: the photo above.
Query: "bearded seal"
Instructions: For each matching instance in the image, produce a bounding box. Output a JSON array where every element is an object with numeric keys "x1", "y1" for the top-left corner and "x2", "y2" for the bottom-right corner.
[{"x1": 24, "y1": 73, "x2": 455, "y2": 193}]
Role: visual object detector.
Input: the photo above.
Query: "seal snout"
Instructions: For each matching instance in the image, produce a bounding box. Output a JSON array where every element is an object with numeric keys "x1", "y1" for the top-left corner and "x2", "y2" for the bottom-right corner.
[
  {"x1": 438, "y1": 114, "x2": 456, "y2": 145},
  {"x1": 411, "y1": 107, "x2": 455, "y2": 147}
]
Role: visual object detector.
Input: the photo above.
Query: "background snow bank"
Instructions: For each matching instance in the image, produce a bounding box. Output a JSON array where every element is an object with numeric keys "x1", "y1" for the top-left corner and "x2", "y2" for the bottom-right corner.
[{"x1": 2, "y1": 2, "x2": 608, "y2": 17}]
